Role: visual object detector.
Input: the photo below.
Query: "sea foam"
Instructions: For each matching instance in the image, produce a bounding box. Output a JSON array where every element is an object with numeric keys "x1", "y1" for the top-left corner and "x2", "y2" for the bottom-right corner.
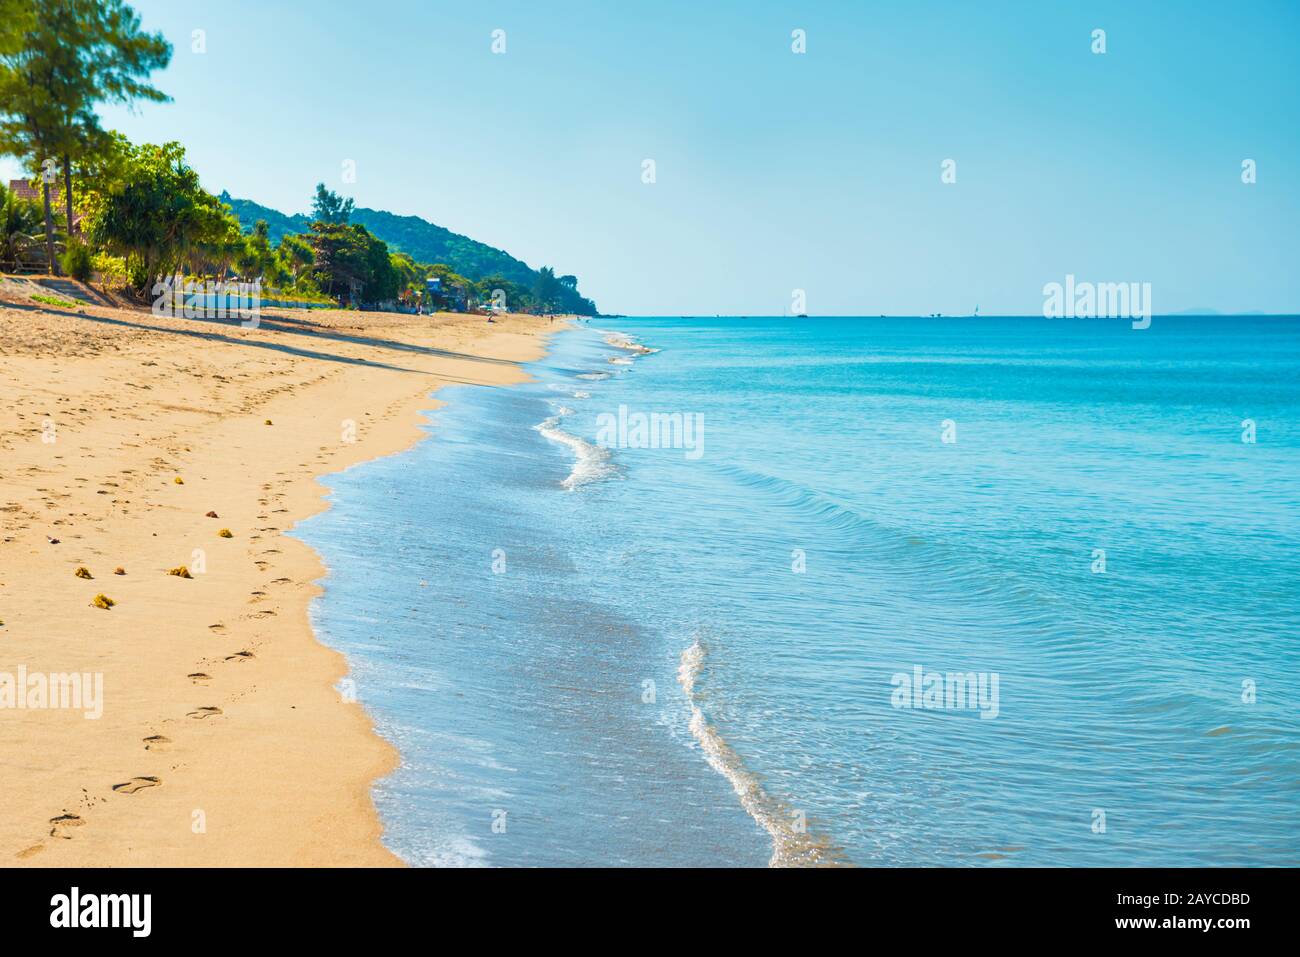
[
  {"x1": 534, "y1": 412, "x2": 616, "y2": 489},
  {"x1": 677, "y1": 638, "x2": 840, "y2": 867}
]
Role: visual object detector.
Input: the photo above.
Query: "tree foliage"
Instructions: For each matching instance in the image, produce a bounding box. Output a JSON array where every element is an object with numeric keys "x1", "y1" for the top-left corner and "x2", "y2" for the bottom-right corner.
[
  {"x1": 311, "y1": 183, "x2": 354, "y2": 225},
  {"x1": 305, "y1": 221, "x2": 398, "y2": 304},
  {"x1": 0, "y1": 0, "x2": 170, "y2": 273},
  {"x1": 0, "y1": 0, "x2": 34, "y2": 55},
  {"x1": 84, "y1": 140, "x2": 238, "y2": 290},
  {"x1": 0, "y1": 179, "x2": 44, "y2": 270}
]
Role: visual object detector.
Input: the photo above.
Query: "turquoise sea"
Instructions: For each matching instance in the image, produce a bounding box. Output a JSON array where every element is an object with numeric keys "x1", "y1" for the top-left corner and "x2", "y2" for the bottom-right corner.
[{"x1": 295, "y1": 316, "x2": 1300, "y2": 867}]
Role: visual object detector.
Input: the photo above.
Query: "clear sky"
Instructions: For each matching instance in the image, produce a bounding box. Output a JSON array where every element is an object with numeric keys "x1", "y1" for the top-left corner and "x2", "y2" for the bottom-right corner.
[{"x1": 7, "y1": 0, "x2": 1298, "y2": 315}]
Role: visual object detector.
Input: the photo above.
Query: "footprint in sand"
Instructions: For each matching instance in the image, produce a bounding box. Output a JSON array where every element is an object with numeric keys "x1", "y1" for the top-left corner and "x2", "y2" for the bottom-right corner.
[
  {"x1": 188, "y1": 672, "x2": 211, "y2": 684},
  {"x1": 187, "y1": 706, "x2": 222, "y2": 719},
  {"x1": 225, "y1": 651, "x2": 254, "y2": 663},
  {"x1": 49, "y1": 814, "x2": 85, "y2": 839},
  {"x1": 112, "y1": 776, "x2": 161, "y2": 795},
  {"x1": 143, "y1": 735, "x2": 171, "y2": 751},
  {"x1": 208, "y1": 623, "x2": 226, "y2": 633}
]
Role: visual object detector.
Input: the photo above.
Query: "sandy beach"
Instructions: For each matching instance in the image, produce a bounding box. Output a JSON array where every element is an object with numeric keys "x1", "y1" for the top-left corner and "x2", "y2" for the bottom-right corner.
[{"x1": 0, "y1": 276, "x2": 558, "y2": 866}]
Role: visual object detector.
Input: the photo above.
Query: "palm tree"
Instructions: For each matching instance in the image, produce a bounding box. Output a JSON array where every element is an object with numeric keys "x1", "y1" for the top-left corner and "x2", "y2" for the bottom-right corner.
[{"x1": 0, "y1": 181, "x2": 45, "y2": 271}]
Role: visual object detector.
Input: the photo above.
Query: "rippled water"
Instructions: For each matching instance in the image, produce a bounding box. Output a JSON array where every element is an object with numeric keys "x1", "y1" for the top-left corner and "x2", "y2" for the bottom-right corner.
[{"x1": 297, "y1": 316, "x2": 1300, "y2": 866}]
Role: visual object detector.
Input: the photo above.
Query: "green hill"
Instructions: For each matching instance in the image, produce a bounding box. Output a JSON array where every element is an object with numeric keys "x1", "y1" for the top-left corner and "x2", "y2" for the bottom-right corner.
[
  {"x1": 348, "y1": 207, "x2": 536, "y2": 287},
  {"x1": 219, "y1": 191, "x2": 589, "y2": 307},
  {"x1": 219, "y1": 192, "x2": 311, "y2": 243}
]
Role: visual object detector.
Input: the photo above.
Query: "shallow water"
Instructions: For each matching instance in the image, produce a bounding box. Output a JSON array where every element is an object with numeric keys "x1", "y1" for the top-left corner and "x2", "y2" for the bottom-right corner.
[{"x1": 296, "y1": 316, "x2": 1300, "y2": 866}]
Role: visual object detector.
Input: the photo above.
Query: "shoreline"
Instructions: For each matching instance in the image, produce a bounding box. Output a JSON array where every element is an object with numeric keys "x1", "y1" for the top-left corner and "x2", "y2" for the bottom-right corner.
[{"x1": 0, "y1": 280, "x2": 562, "y2": 865}]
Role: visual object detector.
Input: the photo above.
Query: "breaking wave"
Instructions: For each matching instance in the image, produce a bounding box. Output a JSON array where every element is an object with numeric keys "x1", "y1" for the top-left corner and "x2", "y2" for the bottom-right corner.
[{"x1": 678, "y1": 638, "x2": 842, "y2": 867}]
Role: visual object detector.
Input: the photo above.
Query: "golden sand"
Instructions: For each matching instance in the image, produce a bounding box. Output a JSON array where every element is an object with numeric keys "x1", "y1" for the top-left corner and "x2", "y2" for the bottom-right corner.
[{"x1": 0, "y1": 276, "x2": 558, "y2": 865}]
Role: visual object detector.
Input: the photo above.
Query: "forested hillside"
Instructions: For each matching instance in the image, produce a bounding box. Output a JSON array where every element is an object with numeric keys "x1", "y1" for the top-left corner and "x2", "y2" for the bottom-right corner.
[{"x1": 221, "y1": 192, "x2": 566, "y2": 294}]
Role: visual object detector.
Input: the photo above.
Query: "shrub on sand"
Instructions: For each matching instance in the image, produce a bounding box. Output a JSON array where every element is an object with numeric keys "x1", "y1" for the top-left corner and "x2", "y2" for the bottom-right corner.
[
  {"x1": 91, "y1": 252, "x2": 129, "y2": 287},
  {"x1": 74, "y1": 566, "x2": 93, "y2": 579},
  {"x1": 92, "y1": 594, "x2": 115, "y2": 609},
  {"x1": 61, "y1": 239, "x2": 94, "y2": 281},
  {"x1": 167, "y1": 566, "x2": 193, "y2": 578},
  {"x1": 217, "y1": 528, "x2": 233, "y2": 538}
]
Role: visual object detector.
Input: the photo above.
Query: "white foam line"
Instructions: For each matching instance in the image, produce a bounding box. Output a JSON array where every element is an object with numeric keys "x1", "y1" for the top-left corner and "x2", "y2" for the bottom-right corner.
[
  {"x1": 534, "y1": 415, "x2": 615, "y2": 490},
  {"x1": 677, "y1": 639, "x2": 839, "y2": 867}
]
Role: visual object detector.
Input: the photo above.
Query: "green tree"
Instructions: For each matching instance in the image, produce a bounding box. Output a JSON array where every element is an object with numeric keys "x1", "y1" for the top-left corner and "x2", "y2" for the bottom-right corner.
[
  {"x1": 475, "y1": 275, "x2": 539, "y2": 314},
  {"x1": 235, "y1": 219, "x2": 274, "y2": 279},
  {"x1": 307, "y1": 221, "x2": 400, "y2": 305},
  {"x1": 363, "y1": 238, "x2": 398, "y2": 303},
  {"x1": 388, "y1": 251, "x2": 422, "y2": 302},
  {"x1": 179, "y1": 208, "x2": 243, "y2": 283},
  {"x1": 311, "y1": 183, "x2": 354, "y2": 225},
  {"x1": 84, "y1": 140, "x2": 237, "y2": 291},
  {"x1": 308, "y1": 221, "x2": 370, "y2": 301},
  {"x1": 532, "y1": 266, "x2": 562, "y2": 313},
  {"x1": 56, "y1": 1, "x2": 169, "y2": 243},
  {"x1": 0, "y1": 1, "x2": 34, "y2": 55},
  {"x1": 0, "y1": 0, "x2": 170, "y2": 274},
  {"x1": 0, "y1": 27, "x2": 65, "y2": 272},
  {"x1": 275, "y1": 232, "x2": 315, "y2": 282}
]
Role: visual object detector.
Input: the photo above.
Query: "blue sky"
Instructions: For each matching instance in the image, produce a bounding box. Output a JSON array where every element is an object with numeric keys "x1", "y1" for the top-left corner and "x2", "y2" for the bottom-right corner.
[{"x1": 6, "y1": 0, "x2": 1298, "y2": 314}]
